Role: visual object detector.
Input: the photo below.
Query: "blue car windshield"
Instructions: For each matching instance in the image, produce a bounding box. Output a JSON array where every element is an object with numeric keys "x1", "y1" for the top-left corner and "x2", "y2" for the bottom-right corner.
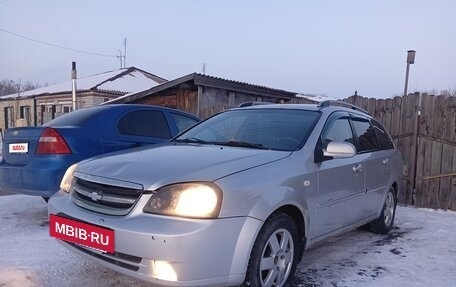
[{"x1": 175, "y1": 109, "x2": 320, "y2": 151}]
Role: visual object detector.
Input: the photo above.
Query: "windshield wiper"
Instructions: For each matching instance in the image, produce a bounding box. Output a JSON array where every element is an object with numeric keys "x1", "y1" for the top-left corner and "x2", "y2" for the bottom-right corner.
[
  {"x1": 213, "y1": 140, "x2": 268, "y2": 150},
  {"x1": 174, "y1": 137, "x2": 211, "y2": 144}
]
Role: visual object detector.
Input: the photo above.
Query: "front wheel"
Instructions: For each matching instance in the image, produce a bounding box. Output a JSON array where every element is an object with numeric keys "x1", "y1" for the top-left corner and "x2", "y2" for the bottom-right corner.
[
  {"x1": 369, "y1": 187, "x2": 397, "y2": 234},
  {"x1": 242, "y1": 213, "x2": 300, "y2": 287}
]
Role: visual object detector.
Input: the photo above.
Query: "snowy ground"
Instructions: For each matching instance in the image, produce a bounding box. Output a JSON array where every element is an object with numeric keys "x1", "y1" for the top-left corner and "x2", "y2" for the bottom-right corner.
[{"x1": 0, "y1": 194, "x2": 455, "y2": 287}]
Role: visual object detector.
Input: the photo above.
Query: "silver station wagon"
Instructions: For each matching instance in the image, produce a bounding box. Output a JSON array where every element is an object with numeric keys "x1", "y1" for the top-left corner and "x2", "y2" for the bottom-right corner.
[{"x1": 48, "y1": 101, "x2": 403, "y2": 287}]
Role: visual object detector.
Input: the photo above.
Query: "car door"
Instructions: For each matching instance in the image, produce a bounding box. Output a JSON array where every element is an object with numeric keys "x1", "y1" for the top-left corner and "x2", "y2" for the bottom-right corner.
[
  {"x1": 312, "y1": 112, "x2": 366, "y2": 239},
  {"x1": 350, "y1": 116, "x2": 393, "y2": 216}
]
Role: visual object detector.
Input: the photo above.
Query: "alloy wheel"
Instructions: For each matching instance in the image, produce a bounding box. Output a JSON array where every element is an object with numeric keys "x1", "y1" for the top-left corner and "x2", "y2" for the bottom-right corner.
[{"x1": 259, "y1": 228, "x2": 294, "y2": 287}]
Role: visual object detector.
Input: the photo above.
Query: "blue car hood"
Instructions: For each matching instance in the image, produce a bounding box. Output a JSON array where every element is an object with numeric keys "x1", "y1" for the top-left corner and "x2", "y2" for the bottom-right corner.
[{"x1": 76, "y1": 143, "x2": 291, "y2": 190}]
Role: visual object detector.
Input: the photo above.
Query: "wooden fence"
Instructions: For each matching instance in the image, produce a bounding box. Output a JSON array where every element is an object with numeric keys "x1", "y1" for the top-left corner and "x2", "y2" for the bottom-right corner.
[{"x1": 345, "y1": 93, "x2": 456, "y2": 210}]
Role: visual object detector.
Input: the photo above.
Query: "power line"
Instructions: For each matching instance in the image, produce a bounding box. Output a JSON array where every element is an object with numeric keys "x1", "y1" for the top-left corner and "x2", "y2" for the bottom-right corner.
[{"x1": 0, "y1": 27, "x2": 117, "y2": 58}]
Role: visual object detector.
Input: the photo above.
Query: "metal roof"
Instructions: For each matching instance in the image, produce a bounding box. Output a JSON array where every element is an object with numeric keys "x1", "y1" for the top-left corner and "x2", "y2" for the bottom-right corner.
[
  {"x1": 0, "y1": 67, "x2": 166, "y2": 100},
  {"x1": 107, "y1": 73, "x2": 298, "y2": 104}
]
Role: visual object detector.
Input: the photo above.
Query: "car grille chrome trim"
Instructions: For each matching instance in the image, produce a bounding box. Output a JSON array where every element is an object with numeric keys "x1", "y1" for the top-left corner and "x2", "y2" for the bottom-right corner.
[
  {"x1": 73, "y1": 183, "x2": 137, "y2": 205},
  {"x1": 71, "y1": 176, "x2": 143, "y2": 216},
  {"x1": 73, "y1": 171, "x2": 144, "y2": 190}
]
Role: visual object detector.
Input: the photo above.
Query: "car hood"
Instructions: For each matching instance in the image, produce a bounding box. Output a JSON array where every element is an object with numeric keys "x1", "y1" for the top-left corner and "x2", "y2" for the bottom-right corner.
[{"x1": 76, "y1": 143, "x2": 291, "y2": 190}]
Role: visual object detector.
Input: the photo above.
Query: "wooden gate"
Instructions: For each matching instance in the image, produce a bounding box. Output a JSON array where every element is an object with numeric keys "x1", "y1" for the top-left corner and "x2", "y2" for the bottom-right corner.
[{"x1": 345, "y1": 93, "x2": 456, "y2": 210}]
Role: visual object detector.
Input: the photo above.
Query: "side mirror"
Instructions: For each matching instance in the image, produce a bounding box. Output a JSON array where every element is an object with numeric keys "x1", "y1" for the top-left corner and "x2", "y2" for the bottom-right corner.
[{"x1": 323, "y1": 141, "x2": 356, "y2": 159}]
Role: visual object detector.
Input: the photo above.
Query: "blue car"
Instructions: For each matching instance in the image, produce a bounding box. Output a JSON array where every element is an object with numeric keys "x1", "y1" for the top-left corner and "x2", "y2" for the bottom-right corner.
[{"x1": 0, "y1": 104, "x2": 199, "y2": 199}]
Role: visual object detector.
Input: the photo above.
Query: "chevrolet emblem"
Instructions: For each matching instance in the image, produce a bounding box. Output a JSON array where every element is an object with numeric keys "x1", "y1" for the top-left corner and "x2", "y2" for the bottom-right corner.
[{"x1": 89, "y1": 191, "x2": 103, "y2": 202}]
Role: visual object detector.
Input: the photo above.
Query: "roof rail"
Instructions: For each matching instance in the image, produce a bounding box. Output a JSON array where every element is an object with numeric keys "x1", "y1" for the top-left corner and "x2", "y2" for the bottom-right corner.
[
  {"x1": 238, "y1": 101, "x2": 274, "y2": 108},
  {"x1": 317, "y1": 100, "x2": 369, "y2": 114}
]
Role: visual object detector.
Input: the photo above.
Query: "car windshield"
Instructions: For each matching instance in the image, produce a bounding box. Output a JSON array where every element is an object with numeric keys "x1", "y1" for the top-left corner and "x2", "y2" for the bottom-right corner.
[{"x1": 175, "y1": 108, "x2": 320, "y2": 151}]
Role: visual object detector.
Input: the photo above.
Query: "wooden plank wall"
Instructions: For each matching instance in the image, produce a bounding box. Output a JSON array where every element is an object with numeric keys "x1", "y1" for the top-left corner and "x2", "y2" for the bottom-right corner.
[
  {"x1": 415, "y1": 94, "x2": 456, "y2": 210},
  {"x1": 345, "y1": 94, "x2": 456, "y2": 210},
  {"x1": 133, "y1": 89, "x2": 199, "y2": 116}
]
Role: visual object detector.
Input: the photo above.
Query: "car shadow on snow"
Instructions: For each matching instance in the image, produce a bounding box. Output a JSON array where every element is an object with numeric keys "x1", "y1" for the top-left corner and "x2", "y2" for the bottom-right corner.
[
  {"x1": 1, "y1": 196, "x2": 49, "y2": 230},
  {"x1": 291, "y1": 226, "x2": 422, "y2": 287}
]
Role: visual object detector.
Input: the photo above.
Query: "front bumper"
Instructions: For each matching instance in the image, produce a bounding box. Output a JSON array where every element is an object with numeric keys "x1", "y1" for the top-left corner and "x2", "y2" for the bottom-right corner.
[{"x1": 48, "y1": 190, "x2": 263, "y2": 287}]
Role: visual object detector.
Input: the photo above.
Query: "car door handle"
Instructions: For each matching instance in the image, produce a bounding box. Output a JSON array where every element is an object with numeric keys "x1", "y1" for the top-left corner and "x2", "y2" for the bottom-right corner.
[
  {"x1": 352, "y1": 163, "x2": 363, "y2": 173},
  {"x1": 383, "y1": 158, "x2": 390, "y2": 165}
]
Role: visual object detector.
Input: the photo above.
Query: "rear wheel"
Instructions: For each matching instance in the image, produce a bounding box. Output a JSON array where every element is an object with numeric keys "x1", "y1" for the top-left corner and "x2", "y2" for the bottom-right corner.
[
  {"x1": 369, "y1": 187, "x2": 396, "y2": 234},
  {"x1": 242, "y1": 213, "x2": 300, "y2": 287}
]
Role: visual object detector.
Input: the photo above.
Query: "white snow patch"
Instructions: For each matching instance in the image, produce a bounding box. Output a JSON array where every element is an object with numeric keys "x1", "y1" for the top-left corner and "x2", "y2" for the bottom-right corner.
[
  {"x1": 96, "y1": 70, "x2": 161, "y2": 93},
  {"x1": 0, "y1": 267, "x2": 40, "y2": 287},
  {"x1": 0, "y1": 69, "x2": 162, "y2": 99},
  {"x1": 296, "y1": 93, "x2": 337, "y2": 102}
]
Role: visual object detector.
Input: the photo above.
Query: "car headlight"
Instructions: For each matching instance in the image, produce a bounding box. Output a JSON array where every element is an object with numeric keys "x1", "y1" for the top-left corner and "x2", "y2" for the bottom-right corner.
[
  {"x1": 60, "y1": 163, "x2": 78, "y2": 192},
  {"x1": 143, "y1": 182, "x2": 223, "y2": 219}
]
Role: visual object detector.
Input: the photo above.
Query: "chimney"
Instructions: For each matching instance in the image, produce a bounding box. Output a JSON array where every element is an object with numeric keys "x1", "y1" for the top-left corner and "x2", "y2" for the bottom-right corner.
[{"x1": 71, "y1": 62, "x2": 78, "y2": 111}]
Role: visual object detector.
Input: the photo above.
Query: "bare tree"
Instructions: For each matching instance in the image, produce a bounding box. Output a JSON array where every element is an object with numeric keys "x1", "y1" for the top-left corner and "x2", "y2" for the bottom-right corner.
[
  {"x1": 0, "y1": 79, "x2": 41, "y2": 97},
  {"x1": 1, "y1": 80, "x2": 41, "y2": 128},
  {"x1": 439, "y1": 89, "x2": 456, "y2": 97}
]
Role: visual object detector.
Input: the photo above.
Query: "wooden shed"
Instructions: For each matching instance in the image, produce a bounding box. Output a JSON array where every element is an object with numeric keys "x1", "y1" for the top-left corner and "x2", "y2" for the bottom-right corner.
[{"x1": 108, "y1": 73, "x2": 316, "y2": 118}]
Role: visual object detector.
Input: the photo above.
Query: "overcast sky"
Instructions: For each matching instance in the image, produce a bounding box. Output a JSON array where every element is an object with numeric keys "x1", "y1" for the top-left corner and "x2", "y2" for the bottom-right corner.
[{"x1": 1, "y1": 0, "x2": 455, "y2": 99}]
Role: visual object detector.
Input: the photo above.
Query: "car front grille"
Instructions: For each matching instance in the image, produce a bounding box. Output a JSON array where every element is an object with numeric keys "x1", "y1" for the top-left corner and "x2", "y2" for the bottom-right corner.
[{"x1": 71, "y1": 176, "x2": 143, "y2": 216}]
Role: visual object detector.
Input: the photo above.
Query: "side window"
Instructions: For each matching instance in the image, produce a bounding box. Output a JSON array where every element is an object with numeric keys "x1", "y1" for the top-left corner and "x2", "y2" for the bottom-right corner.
[
  {"x1": 321, "y1": 116, "x2": 354, "y2": 149},
  {"x1": 171, "y1": 113, "x2": 199, "y2": 133},
  {"x1": 117, "y1": 110, "x2": 172, "y2": 138},
  {"x1": 372, "y1": 120, "x2": 394, "y2": 150},
  {"x1": 351, "y1": 118, "x2": 380, "y2": 153}
]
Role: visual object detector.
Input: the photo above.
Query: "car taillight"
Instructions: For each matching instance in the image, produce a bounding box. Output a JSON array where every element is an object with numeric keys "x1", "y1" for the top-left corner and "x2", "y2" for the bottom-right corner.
[{"x1": 37, "y1": 128, "x2": 72, "y2": 154}]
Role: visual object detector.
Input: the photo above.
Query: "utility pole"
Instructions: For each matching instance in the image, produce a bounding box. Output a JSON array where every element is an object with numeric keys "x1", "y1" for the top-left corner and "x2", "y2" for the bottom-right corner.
[
  {"x1": 403, "y1": 50, "x2": 416, "y2": 96},
  {"x1": 403, "y1": 50, "x2": 420, "y2": 205},
  {"x1": 117, "y1": 38, "x2": 127, "y2": 69},
  {"x1": 117, "y1": 50, "x2": 123, "y2": 68},
  {"x1": 123, "y1": 37, "x2": 127, "y2": 68}
]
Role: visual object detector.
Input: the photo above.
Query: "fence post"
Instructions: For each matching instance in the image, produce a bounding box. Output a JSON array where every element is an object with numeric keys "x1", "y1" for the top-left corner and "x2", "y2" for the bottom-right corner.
[{"x1": 411, "y1": 92, "x2": 422, "y2": 205}]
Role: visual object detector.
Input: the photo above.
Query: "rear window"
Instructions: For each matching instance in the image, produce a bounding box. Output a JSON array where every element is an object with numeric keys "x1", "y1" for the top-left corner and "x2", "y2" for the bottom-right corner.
[{"x1": 43, "y1": 106, "x2": 108, "y2": 126}]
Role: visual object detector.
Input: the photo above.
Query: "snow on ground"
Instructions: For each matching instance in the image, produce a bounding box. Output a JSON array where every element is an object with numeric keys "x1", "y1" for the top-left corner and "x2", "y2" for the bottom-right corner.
[{"x1": 0, "y1": 194, "x2": 455, "y2": 287}]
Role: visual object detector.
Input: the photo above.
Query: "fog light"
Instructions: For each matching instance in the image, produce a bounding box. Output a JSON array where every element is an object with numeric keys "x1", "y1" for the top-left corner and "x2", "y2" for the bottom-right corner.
[{"x1": 154, "y1": 261, "x2": 177, "y2": 281}]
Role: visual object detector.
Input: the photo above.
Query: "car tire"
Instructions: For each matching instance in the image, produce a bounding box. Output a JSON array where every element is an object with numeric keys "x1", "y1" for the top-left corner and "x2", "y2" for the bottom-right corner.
[
  {"x1": 369, "y1": 187, "x2": 397, "y2": 234},
  {"x1": 242, "y1": 213, "x2": 300, "y2": 287}
]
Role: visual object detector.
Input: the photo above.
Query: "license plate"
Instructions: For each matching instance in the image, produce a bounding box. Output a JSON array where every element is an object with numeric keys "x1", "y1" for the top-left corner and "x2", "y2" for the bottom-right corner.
[
  {"x1": 49, "y1": 214, "x2": 115, "y2": 253},
  {"x1": 9, "y1": 143, "x2": 28, "y2": 154}
]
